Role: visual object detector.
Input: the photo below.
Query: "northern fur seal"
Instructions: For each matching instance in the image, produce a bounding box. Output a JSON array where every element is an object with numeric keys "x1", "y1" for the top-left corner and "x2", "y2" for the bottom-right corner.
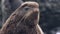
[{"x1": 0, "y1": 1, "x2": 44, "y2": 34}]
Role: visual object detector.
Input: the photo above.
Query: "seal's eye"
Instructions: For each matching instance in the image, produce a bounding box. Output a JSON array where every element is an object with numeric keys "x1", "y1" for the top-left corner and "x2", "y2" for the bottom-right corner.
[
  {"x1": 25, "y1": 7, "x2": 29, "y2": 10},
  {"x1": 24, "y1": 7, "x2": 29, "y2": 11}
]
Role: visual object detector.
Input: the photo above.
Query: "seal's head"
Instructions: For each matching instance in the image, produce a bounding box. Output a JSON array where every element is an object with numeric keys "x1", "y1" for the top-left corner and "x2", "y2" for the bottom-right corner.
[
  {"x1": 16, "y1": 1, "x2": 39, "y2": 27},
  {"x1": 0, "y1": 2, "x2": 40, "y2": 34}
]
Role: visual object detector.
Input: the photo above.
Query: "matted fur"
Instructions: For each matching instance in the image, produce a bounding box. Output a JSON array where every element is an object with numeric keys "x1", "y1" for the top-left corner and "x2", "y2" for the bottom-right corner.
[{"x1": 0, "y1": 1, "x2": 44, "y2": 34}]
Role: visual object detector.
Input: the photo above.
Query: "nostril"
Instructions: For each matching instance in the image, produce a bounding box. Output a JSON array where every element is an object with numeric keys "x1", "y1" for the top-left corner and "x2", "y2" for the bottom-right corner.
[{"x1": 34, "y1": 8, "x2": 39, "y2": 12}]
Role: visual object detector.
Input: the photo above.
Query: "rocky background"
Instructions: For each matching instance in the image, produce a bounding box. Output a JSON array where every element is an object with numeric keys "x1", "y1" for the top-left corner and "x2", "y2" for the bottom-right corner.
[
  {"x1": 0, "y1": 0, "x2": 2, "y2": 28},
  {"x1": 0, "y1": 0, "x2": 60, "y2": 34}
]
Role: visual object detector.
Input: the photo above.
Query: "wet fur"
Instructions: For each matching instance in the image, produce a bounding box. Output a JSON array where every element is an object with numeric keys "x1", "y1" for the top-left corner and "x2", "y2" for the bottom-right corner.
[{"x1": 0, "y1": 1, "x2": 44, "y2": 34}]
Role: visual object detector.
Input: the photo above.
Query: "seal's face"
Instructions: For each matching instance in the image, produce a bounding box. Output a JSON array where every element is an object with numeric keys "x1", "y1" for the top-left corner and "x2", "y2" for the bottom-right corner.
[
  {"x1": 16, "y1": 2, "x2": 39, "y2": 27},
  {"x1": 23, "y1": 8, "x2": 39, "y2": 27}
]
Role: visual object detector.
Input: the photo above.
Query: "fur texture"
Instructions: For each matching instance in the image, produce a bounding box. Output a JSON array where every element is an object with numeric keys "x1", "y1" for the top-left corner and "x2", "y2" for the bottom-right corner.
[{"x1": 0, "y1": 1, "x2": 44, "y2": 34}]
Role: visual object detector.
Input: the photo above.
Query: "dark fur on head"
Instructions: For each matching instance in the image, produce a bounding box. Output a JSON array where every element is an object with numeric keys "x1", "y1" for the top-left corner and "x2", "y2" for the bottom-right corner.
[
  {"x1": 0, "y1": 1, "x2": 43, "y2": 34},
  {"x1": 20, "y1": 1, "x2": 39, "y2": 8}
]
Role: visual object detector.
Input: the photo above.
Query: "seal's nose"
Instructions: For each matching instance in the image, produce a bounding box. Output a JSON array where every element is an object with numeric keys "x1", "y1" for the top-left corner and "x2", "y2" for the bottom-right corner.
[
  {"x1": 29, "y1": 8, "x2": 39, "y2": 20},
  {"x1": 33, "y1": 8, "x2": 39, "y2": 13}
]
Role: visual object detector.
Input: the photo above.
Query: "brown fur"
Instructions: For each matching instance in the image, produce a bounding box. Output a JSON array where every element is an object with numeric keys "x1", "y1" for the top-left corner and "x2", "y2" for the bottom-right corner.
[{"x1": 0, "y1": 1, "x2": 44, "y2": 34}]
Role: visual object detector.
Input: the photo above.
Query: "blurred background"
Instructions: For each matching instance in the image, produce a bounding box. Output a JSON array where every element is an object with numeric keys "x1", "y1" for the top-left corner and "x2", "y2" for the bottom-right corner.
[{"x1": 0, "y1": 0, "x2": 60, "y2": 34}]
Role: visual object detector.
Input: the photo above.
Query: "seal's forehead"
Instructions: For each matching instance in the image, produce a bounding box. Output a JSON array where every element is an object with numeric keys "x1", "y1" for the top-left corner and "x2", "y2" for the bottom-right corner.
[{"x1": 21, "y1": 1, "x2": 39, "y2": 8}]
